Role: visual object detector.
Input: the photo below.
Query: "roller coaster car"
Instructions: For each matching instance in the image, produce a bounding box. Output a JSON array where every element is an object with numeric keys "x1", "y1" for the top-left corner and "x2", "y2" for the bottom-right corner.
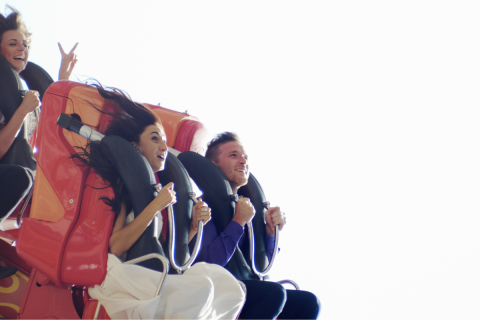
[
  {"x1": 0, "y1": 68, "x2": 209, "y2": 318},
  {"x1": 0, "y1": 61, "x2": 291, "y2": 319}
]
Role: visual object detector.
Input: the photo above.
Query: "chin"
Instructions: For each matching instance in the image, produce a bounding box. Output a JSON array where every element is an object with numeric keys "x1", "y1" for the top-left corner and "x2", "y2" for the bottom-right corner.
[
  {"x1": 238, "y1": 178, "x2": 248, "y2": 187},
  {"x1": 12, "y1": 62, "x2": 26, "y2": 73}
]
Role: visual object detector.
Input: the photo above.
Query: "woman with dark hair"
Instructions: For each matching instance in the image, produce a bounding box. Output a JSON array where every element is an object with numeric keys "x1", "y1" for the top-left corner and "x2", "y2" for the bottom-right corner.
[
  {"x1": 0, "y1": 4, "x2": 39, "y2": 279},
  {"x1": 0, "y1": 5, "x2": 37, "y2": 221},
  {"x1": 0, "y1": 5, "x2": 78, "y2": 223},
  {"x1": 75, "y1": 84, "x2": 245, "y2": 319},
  {"x1": 0, "y1": 4, "x2": 78, "y2": 270}
]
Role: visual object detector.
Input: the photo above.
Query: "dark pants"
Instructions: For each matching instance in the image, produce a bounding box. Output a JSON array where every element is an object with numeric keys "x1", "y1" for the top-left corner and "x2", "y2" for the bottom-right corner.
[
  {"x1": 0, "y1": 164, "x2": 33, "y2": 223},
  {"x1": 240, "y1": 280, "x2": 320, "y2": 319}
]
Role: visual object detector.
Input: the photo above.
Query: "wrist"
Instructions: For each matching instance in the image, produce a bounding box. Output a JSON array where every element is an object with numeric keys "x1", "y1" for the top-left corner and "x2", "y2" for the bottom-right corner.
[
  {"x1": 16, "y1": 105, "x2": 30, "y2": 119},
  {"x1": 59, "y1": 71, "x2": 68, "y2": 80},
  {"x1": 147, "y1": 201, "x2": 164, "y2": 219},
  {"x1": 232, "y1": 215, "x2": 247, "y2": 227},
  {"x1": 190, "y1": 222, "x2": 198, "y2": 231}
]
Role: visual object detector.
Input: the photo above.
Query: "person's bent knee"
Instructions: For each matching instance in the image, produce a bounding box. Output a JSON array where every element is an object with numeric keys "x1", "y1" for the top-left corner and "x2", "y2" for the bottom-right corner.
[
  {"x1": 254, "y1": 280, "x2": 287, "y2": 305},
  {"x1": 5, "y1": 166, "x2": 33, "y2": 190},
  {"x1": 270, "y1": 282, "x2": 287, "y2": 304},
  {"x1": 298, "y1": 290, "x2": 320, "y2": 319},
  {"x1": 240, "y1": 280, "x2": 287, "y2": 319},
  {"x1": 311, "y1": 293, "x2": 321, "y2": 319},
  {"x1": 0, "y1": 166, "x2": 33, "y2": 221},
  {"x1": 281, "y1": 289, "x2": 320, "y2": 319},
  {"x1": 257, "y1": 281, "x2": 287, "y2": 317}
]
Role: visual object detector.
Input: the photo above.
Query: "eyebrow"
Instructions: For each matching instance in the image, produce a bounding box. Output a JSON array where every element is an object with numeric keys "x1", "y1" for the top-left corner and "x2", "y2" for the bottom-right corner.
[
  {"x1": 150, "y1": 131, "x2": 167, "y2": 139},
  {"x1": 8, "y1": 39, "x2": 27, "y2": 44},
  {"x1": 229, "y1": 150, "x2": 248, "y2": 156}
]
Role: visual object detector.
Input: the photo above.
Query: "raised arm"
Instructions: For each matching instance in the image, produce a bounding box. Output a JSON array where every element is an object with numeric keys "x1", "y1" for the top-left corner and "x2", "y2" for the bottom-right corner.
[
  {"x1": 109, "y1": 182, "x2": 176, "y2": 257},
  {"x1": 58, "y1": 42, "x2": 78, "y2": 81},
  {"x1": 0, "y1": 90, "x2": 40, "y2": 159}
]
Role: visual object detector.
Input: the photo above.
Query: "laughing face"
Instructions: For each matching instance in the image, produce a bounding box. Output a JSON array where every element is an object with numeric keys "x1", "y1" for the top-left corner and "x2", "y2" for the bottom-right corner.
[
  {"x1": 213, "y1": 141, "x2": 249, "y2": 193},
  {"x1": 137, "y1": 123, "x2": 168, "y2": 172},
  {"x1": 0, "y1": 30, "x2": 29, "y2": 73}
]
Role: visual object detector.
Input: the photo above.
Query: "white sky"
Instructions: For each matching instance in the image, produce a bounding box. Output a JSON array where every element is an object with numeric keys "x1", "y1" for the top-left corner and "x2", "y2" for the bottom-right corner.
[{"x1": 3, "y1": 0, "x2": 480, "y2": 319}]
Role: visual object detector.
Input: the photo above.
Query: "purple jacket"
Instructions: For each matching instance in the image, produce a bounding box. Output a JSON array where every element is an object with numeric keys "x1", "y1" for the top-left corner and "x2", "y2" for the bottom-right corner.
[{"x1": 190, "y1": 220, "x2": 276, "y2": 267}]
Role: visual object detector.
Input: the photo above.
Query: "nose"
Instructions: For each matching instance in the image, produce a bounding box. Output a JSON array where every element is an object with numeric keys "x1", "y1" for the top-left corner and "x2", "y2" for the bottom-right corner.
[
  {"x1": 159, "y1": 139, "x2": 167, "y2": 151},
  {"x1": 239, "y1": 154, "x2": 247, "y2": 164}
]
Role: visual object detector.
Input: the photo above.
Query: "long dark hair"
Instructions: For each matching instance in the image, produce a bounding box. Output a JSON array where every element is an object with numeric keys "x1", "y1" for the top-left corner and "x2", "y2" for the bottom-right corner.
[
  {"x1": 0, "y1": 5, "x2": 31, "y2": 47},
  {"x1": 71, "y1": 83, "x2": 159, "y2": 219}
]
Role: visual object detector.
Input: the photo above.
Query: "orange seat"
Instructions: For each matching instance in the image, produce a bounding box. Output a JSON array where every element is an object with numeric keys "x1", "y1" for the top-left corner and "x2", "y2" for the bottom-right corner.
[{"x1": 11, "y1": 81, "x2": 208, "y2": 319}]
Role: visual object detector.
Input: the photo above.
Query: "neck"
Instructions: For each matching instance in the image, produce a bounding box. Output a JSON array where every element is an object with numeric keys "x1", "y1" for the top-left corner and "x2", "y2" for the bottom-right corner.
[{"x1": 230, "y1": 182, "x2": 239, "y2": 194}]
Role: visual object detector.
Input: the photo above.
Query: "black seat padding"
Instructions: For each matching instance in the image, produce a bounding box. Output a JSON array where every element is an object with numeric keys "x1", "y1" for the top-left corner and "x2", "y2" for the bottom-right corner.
[
  {"x1": 0, "y1": 55, "x2": 24, "y2": 122},
  {"x1": 238, "y1": 174, "x2": 269, "y2": 277},
  {"x1": 19, "y1": 61, "x2": 54, "y2": 101},
  {"x1": 178, "y1": 151, "x2": 272, "y2": 280},
  {"x1": 156, "y1": 152, "x2": 195, "y2": 273},
  {"x1": 0, "y1": 56, "x2": 37, "y2": 170},
  {"x1": 100, "y1": 135, "x2": 166, "y2": 271}
]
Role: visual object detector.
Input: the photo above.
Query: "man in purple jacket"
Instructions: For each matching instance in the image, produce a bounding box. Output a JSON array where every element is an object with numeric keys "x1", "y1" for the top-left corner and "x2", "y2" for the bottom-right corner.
[{"x1": 192, "y1": 132, "x2": 320, "y2": 319}]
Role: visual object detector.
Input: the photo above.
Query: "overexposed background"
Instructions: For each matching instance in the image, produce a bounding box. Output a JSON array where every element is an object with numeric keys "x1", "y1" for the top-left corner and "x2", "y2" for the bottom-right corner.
[{"x1": 3, "y1": 1, "x2": 480, "y2": 319}]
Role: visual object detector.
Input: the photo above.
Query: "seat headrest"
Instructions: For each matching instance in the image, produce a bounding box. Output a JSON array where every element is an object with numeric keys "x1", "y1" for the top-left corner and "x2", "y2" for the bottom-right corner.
[
  {"x1": 157, "y1": 151, "x2": 194, "y2": 271},
  {"x1": 178, "y1": 151, "x2": 234, "y2": 202},
  {"x1": 19, "y1": 61, "x2": 54, "y2": 100},
  {"x1": 177, "y1": 151, "x2": 270, "y2": 280},
  {"x1": 0, "y1": 55, "x2": 24, "y2": 122}
]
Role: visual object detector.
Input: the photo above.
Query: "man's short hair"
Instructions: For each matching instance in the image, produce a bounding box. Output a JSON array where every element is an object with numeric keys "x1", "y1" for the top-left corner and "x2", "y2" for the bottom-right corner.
[{"x1": 205, "y1": 132, "x2": 242, "y2": 163}]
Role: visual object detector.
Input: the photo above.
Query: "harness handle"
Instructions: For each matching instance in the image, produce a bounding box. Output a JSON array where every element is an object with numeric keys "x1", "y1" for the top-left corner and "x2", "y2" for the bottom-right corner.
[
  {"x1": 247, "y1": 200, "x2": 280, "y2": 280},
  {"x1": 167, "y1": 192, "x2": 204, "y2": 274}
]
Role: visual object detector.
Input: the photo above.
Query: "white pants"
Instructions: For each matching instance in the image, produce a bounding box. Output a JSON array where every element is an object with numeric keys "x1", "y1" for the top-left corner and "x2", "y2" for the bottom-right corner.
[{"x1": 88, "y1": 254, "x2": 245, "y2": 319}]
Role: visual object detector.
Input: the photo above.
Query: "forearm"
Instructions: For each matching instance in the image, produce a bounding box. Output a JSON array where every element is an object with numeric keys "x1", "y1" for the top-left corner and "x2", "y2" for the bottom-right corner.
[
  {"x1": 110, "y1": 182, "x2": 175, "y2": 257},
  {"x1": 109, "y1": 203, "x2": 159, "y2": 257},
  {"x1": 265, "y1": 234, "x2": 276, "y2": 262},
  {"x1": 188, "y1": 226, "x2": 197, "y2": 243},
  {"x1": 58, "y1": 64, "x2": 70, "y2": 81},
  {"x1": 0, "y1": 108, "x2": 28, "y2": 159},
  {"x1": 195, "y1": 221, "x2": 244, "y2": 266}
]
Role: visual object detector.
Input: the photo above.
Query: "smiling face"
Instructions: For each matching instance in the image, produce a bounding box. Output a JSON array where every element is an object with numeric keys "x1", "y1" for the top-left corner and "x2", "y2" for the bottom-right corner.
[
  {"x1": 137, "y1": 123, "x2": 168, "y2": 172},
  {"x1": 0, "y1": 30, "x2": 29, "y2": 73},
  {"x1": 213, "y1": 141, "x2": 249, "y2": 193}
]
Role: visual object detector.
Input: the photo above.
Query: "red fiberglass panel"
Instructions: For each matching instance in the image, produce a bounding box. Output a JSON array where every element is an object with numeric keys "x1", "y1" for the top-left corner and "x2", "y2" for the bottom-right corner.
[
  {"x1": 173, "y1": 120, "x2": 209, "y2": 155},
  {"x1": 16, "y1": 81, "x2": 93, "y2": 287},
  {"x1": 61, "y1": 171, "x2": 115, "y2": 287},
  {"x1": 146, "y1": 104, "x2": 198, "y2": 148}
]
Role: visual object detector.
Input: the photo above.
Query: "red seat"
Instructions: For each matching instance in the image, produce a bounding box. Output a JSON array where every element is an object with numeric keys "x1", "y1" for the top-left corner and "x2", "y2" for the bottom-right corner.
[
  {"x1": 11, "y1": 81, "x2": 208, "y2": 319},
  {"x1": 61, "y1": 170, "x2": 115, "y2": 287},
  {"x1": 17, "y1": 81, "x2": 97, "y2": 287}
]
